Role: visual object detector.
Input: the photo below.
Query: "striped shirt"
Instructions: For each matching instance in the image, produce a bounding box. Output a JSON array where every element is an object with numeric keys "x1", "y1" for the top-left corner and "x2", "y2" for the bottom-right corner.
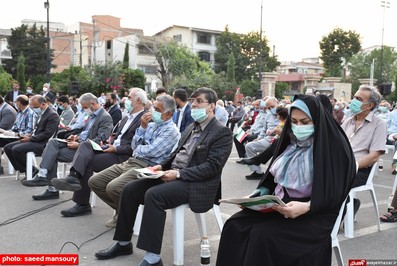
[
  {"x1": 132, "y1": 119, "x2": 181, "y2": 165},
  {"x1": 12, "y1": 107, "x2": 37, "y2": 136}
]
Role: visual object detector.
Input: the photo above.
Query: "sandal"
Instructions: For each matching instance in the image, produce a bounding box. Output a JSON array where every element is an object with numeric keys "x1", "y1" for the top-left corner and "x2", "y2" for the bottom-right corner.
[{"x1": 379, "y1": 209, "x2": 397, "y2": 222}]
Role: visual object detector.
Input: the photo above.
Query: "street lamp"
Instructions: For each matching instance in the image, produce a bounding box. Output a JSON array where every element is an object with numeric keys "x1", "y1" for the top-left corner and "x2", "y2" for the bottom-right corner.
[
  {"x1": 256, "y1": 0, "x2": 263, "y2": 100},
  {"x1": 44, "y1": 0, "x2": 50, "y2": 83},
  {"x1": 379, "y1": 0, "x2": 390, "y2": 85}
]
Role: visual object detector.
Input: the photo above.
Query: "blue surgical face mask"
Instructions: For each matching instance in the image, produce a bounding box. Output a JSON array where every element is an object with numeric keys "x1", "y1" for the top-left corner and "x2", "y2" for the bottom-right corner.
[
  {"x1": 291, "y1": 123, "x2": 314, "y2": 141},
  {"x1": 350, "y1": 98, "x2": 364, "y2": 115},
  {"x1": 270, "y1": 107, "x2": 277, "y2": 115},
  {"x1": 125, "y1": 100, "x2": 134, "y2": 113},
  {"x1": 334, "y1": 105, "x2": 340, "y2": 111},
  {"x1": 378, "y1": 106, "x2": 388, "y2": 113},
  {"x1": 191, "y1": 108, "x2": 208, "y2": 123},
  {"x1": 33, "y1": 107, "x2": 42, "y2": 116},
  {"x1": 59, "y1": 105, "x2": 65, "y2": 111},
  {"x1": 152, "y1": 110, "x2": 163, "y2": 124},
  {"x1": 260, "y1": 100, "x2": 266, "y2": 108},
  {"x1": 26, "y1": 89, "x2": 32, "y2": 94}
]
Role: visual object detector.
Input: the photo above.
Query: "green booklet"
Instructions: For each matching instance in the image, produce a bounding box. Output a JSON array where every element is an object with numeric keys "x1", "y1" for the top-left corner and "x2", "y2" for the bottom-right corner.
[{"x1": 219, "y1": 195, "x2": 286, "y2": 212}]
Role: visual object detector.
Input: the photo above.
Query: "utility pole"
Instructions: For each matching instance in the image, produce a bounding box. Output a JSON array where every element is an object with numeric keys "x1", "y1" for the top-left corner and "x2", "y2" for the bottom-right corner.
[
  {"x1": 256, "y1": 0, "x2": 263, "y2": 100},
  {"x1": 44, "y1": 0, "x2": 51, "y2": 83},
  {"x1": 79, "y1": 31, "x2": 83, "y2": 67},
  {"x1": 379, "y1": 0, "x2": 390, "y2": 85},
  {"x1": 93, "y1": 18, "x2": 97, "y2": 65}
]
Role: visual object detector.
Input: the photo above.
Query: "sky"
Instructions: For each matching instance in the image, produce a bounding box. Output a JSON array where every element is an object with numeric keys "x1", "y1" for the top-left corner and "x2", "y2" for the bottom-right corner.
[{"x1": 2, "y1": 0, "x2": 396, "y2": 62}]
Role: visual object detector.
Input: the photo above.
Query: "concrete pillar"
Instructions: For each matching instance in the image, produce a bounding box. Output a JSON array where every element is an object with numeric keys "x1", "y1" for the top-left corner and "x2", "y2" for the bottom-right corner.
[
  {"x1": 260, "y1": 72, "x2": 278, "y2": 98},
  {"x1": 304, "y1": 76, "x2": 321, "y2": 89},
  {"x1": 358, "y1": 78, "x2": 377, "y2": 86}
]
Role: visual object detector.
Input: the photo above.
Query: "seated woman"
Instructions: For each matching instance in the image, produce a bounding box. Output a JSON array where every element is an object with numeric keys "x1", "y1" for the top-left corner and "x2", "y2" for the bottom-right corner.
[{"x1": 216, "y1": 94, "x2": 356, "y2": 266}]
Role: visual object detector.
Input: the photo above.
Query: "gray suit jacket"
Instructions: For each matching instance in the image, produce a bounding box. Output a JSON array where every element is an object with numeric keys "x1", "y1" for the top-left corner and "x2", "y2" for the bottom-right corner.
[
  {"x1": 0, "y1": 103, "x2": 17, "y2": 130},
  {"x1": 83, "y1": 108, "x2": 113, "y2": 144},
  {"x1": 162, "y1": 117, "x2": 233, "y2": 213}
]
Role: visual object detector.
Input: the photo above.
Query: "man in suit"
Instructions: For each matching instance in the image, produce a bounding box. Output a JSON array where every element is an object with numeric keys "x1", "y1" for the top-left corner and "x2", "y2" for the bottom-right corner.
[
  {"x1": 105, "y1": 93, "x2": 122, "y2": 126},
  {"x1": 21, "y1": 93, "x2": 113, "y2": 201},
  {"x1": 0, "y1": 95, "x2": 37, "y2": 175},
  {"x1": 172, "y1": 88, "x2": 194, "y2": 133},
  {"x1": 0, "y1": 95, "x2": 17, "y2": 130},
  {"x1": 55, "y1": 95, "x2": 180, "y2": 229},
  {"x1": 57, "y1": 95, "x2": 75, "y2": 127},
  {"x1": 41, "y1": 83, "x2": 55, "y2": 104},
  {"x1": 4, "y1": 95, "x2": 60, "y2": 175},
  {"x1": 52, "y1": 88, "x2": 146, "y2": 217},
  {"x1": 4, "y1": 82, "x2": 22, "y2": 108},
  {"x1": 93, "y1": 87, "x2": 233, "y2": 266}
]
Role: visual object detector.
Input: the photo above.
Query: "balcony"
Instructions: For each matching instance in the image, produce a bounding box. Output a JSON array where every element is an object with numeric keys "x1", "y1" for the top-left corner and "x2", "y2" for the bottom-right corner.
[{"x1": 0, "y1": 49, "x2": 12, "y2": 59}]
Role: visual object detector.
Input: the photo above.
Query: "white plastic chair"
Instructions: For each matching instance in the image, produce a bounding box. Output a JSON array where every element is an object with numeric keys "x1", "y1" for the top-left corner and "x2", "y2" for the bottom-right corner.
[
  {"x1": 385, "y1": 144, "x2": 394, "y2": 154},
  {"x1": 133, "y1": 203, "x2": 224, "y2": 266},
  {"x1": 16, "y1": 152, "x2": 38, "y2": 181},
  {"x1": 344, "y1": 162, "x2": 381, "y2": 238},
  {"x1": 332, "y1": 198, "x2": 347, "y2": 266},
  {"x1": 0, "y1": 147, "x2": 14, "y2": 175}
]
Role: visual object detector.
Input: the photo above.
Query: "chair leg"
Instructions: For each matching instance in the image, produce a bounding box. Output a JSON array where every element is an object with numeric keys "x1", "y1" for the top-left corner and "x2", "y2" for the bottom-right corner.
[
  {"x1": 89, "y1": 191, "x2": 96, "y2": 208},
  {"x1": 369, "y1": 189, "x2": 381, "y2": 232},
  {"x1": 173, "y1": 204, "x2": 187, "y2": 266},
  {"x1": 332, "y1": 244, "x2": 345, "y2": 266},
  {"x1": 212, "y1": 204, "x2": 224, "y2": 232},
  {"x1": 344, "y1": 194, "x2": 355, "y2": 238},
  {"x1": 133, "y1": 205, "x2": 144, "y2": 236},
  {"x1": 194, "y1": 212, "x2": 207, "y2": 239},
  {"x1": 26, "y1": 152, "x2": 34, "y2": 180}
]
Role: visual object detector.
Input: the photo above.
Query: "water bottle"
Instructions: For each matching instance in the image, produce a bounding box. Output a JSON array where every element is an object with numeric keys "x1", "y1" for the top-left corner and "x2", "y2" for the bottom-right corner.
[
  {"x1": 200, "y1": 236, "x2": 210, "y2": 265},
  {"x1": 378, "y1": 159, "x2": 384, "y2": 171}
]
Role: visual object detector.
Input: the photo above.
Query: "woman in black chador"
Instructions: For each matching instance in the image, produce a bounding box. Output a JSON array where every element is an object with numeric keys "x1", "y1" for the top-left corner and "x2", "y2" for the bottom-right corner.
[{"x1": 217, "y1": 94, "x2": 356, "y2": 266}]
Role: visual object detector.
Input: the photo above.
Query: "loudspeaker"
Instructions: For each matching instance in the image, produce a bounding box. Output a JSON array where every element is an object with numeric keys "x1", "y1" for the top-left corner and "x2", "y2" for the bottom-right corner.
[{"x1": 70, "y1": 81, "x2": 79, "y2": 96}]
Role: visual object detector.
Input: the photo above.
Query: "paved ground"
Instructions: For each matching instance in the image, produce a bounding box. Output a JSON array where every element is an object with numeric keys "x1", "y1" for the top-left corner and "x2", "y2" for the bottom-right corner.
[{"x1": 0, "y1": 146, "x2": 396, "y2": 266}]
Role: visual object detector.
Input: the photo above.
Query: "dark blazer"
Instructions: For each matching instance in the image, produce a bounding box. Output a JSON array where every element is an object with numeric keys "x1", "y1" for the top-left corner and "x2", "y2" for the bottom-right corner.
[
  {"x1": 41, "y1": 91, "x2": 55, "y2": 104},
  {"x1": 30, "y1": 107, "x2": 60, "y2": 143},
  {"x1": 108, "y1": 104, "x2": 122, "y2": 126},
  {"x1": 162, "y1": 117, "x2": 233, "y2": 213},
  {"x1": 4, "y1": 90, "x2": 22, "y2": 106},
  {"x1": 0, "y1": 102, "x2": 17, "y2": 130},
  {"x1": 83, "y1": 108, "x2": 113, "y2": 144},
  {"x1": 178, "y1": 103, "x2": 194, "y2": 133},
  {"x1": 112, "y1": 110, "x2": 144, "y2": 155}
]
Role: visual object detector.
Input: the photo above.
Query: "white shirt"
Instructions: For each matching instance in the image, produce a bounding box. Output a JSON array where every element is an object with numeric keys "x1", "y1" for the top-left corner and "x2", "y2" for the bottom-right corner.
[{"x1": 113, "y1": 110, "x2": 143, "y2": 146}]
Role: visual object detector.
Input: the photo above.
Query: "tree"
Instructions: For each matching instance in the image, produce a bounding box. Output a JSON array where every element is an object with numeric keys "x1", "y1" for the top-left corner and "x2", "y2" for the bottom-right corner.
[
  {"x1": 320, "y1": 28, "x2": 361, "y2": 77},
  {"x1": 275, "y1": 82, "x2": 290, "y2": 99},
  {"x1": 16, "y1": 53, "x2": 26, "y2": 89},
  {"x1": 123, "y1": 68, "x2": 145, "y2": 89},
  {"x1": 0, "y1": 66, "x2": 13, "y2": 95},
  {"x1": 123, "y1": 42, "x2": 129, "y2": 69},
  {"x1": 5, "y1": 24, "x2": 55, "y2": 80},
  {"x1": 348, "y1": 46, "x2": 397, "y2": 95},
  {"x1": 226, "y1": 53, "x2": 236, "y2": 82}
]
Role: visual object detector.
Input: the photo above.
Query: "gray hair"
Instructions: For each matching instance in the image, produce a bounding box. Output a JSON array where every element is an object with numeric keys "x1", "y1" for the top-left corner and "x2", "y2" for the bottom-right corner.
[
  {"x1": 217, "y1": 100, "x2": 225, "y2": 107},
  {"x1": 79, "y1": 93, "x2": 98, "y2": 105},
  {"x1": 265, "y1": 97, "x2": 279, "y2": 105},
  {"x1": 130, "y1": 87, "x2": 148, "y2": 105},
  {"x1": 156, "y1": 94, "x2": 176, "y2": 114},
  {"x1": 359, "y1": 85, "x2": 381, "y2": 110}
]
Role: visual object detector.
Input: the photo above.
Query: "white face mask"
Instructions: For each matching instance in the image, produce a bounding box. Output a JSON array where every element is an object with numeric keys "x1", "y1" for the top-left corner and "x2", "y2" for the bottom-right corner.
[{"x1": 43, "y1": 87, "x2": 48, "y2": 92}]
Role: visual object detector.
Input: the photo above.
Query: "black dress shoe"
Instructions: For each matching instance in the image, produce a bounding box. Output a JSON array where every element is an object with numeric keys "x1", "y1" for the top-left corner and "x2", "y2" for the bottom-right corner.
[
  {"x1": 95, "y1": 242, "x2": 133, "y2": 260},
  {"x1": 245, "y1": 172, "x2": 265, "y2": 180},
  {"x1": 32, "y1": 189, "x2": 59, "y2": 200},
  {"x1": 21, "y1": 175, "x2": 48, "y2": 187},
  {"x1": 51, "y1": 175, "x2": 82, "y2": 191},
  {"x1": 239, "y1": 158, "x2": 256, "y2": 165},
  {"x1": 61, "y1": 204, "x2": 92, "y2": 217},
  {"x1": 138, "y1": 258, "x2": 163, "y2": 266}
]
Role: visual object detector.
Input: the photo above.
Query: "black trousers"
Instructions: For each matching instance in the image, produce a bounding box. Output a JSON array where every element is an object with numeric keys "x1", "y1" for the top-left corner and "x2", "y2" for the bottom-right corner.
[
  {"x1": 71, "y1": 141, "x2": 129, "y2": 205},
  {"x1": 4, "y1": 141, "x2": 46, "y2": 172},
  {"x1": 233, "y1": 134, "x2": 258, "y2": 158},
  {"x1": 114, "y1": 178, "x2": 189, "y2": 254},
  {"x1": 351, "y1": 167, "x2": 371, "y2": 188}
]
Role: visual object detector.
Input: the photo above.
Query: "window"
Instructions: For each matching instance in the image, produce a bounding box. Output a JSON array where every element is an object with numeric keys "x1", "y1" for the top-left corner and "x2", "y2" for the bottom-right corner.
[
  {"x1": 138, "y1": 44, "x2": 153, "y2": 55},
  {"x1": 106, "y1": 40, "x2": 112, "y2": 50},
  {"x1": 138, "y1": 65, "x2": 158, "y2": 75},
  {"x1": 197, "y1": 32, "x2": 211, "y2": 44},
  {"x1": 173, "y1": 34, "x2": 182, "y2": 42},
  {"x1": 198, "y1": 51, "x2": 211, "y2": 62}
]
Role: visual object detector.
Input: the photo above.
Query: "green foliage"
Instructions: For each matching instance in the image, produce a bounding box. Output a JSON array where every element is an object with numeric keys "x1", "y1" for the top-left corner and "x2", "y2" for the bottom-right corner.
[
  {"x1": 0, "y1": 66, "x2": 14, "y2": 95},
  {"x1": 5, "y1": 24, "x2": 55, "y2": 80},
  {"x1": 123, "y1": 42, "x2": 129, "y2": 69},
  {"x1": 16, "y1": 54, "x2": 26, "y2": 89},
  {"x1": 123, "y1": 68, "x2": 145, "y2": 89},
  {"x1": 275, "y1": 82, "x2": 290, "y2": 99},
  {"x1": 214, "y1": 26, "x2": 280, "y2": 83},
  {"x1": 239, "y1": 79, "x2": 258, "y2": 98},
  {"x1": 320, "y1": 28, "x2": 361, "y2": 77},
  {"x1": 348, "y1": 46, "x2": 397, "y2": 96},
  {"x1": 226, "y1": 53, "x2": 236, "y2": 82}
]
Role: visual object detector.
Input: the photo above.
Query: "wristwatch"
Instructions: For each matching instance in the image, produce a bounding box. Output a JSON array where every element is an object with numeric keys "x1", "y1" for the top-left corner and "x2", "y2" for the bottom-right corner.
[{"x1": 176, "y1": 170, "x2": 180, "y2": 179}]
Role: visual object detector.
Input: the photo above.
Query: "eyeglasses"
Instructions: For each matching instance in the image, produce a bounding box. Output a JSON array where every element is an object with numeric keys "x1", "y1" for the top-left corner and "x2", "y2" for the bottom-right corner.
[{"x1": 189, "y1": 98, "x2": 209, "y2": 104}]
